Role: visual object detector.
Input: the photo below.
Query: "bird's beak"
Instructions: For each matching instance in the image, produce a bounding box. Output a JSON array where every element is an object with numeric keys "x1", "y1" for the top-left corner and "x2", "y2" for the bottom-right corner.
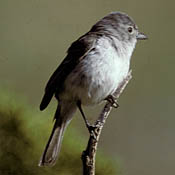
[{"x1": 136, "y1": 32, "x2": 148, "y2": 40}]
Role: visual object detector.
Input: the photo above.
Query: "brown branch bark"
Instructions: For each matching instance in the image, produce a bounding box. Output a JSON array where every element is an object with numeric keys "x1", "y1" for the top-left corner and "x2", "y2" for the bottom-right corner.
[{"x1": 81, "y1": 70, "x2": 132, "y2": 175}]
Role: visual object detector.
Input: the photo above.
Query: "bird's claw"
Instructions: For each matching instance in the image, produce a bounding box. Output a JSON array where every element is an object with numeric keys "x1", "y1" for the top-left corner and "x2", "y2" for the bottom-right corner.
[
  {"x1": 105, "y1": 95, "x2": 119, "y2": 108},
  {"x1": 87, "y1": 124, "x2": 98, "y2": 139}
]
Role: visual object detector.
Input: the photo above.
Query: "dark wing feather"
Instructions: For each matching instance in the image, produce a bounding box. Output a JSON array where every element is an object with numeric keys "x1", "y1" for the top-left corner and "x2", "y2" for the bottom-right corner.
[{"x1": 40, "y1": 33, "x2": 98, "y2": 110}]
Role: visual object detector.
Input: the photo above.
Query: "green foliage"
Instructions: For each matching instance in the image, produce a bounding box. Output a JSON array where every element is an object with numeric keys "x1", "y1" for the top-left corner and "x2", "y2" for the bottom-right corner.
[{"x1": 0, "y1": 91, "x2": 119, "y2": 175}]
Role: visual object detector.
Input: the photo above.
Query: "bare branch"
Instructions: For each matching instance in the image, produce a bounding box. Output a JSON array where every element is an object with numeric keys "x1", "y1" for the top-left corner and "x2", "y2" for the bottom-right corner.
[{"x1": 81, "y1": 70, "x2": 132, "y2": 175}]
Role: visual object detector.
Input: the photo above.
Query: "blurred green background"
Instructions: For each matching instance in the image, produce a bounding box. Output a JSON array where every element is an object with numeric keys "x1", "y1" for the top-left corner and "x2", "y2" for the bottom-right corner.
[{"x1": 0, "y1": 0, "x2": 174, "y2": 175}]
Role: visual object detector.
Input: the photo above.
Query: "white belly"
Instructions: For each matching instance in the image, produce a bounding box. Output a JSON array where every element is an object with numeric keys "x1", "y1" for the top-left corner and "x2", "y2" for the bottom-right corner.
[{"x1": 62, "y1": 37, "x2": 131, "y2": 105}]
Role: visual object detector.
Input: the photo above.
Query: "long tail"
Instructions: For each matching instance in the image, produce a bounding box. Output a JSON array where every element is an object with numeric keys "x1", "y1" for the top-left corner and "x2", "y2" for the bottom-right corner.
[{"x1": 38, "y1": 102, "x2": 77, "y2": 167}]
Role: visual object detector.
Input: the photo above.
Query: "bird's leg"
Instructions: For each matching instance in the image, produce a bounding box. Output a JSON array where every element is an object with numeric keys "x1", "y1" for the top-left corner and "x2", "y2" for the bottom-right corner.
[
  {"x1": 77, "y1": 101, "x2": 97, "y2": 135},
  {"x1": 77, "y1": 101, "x2": 91, "y2": 128},
  {"x1": 105, "y1": 95, "x2": 119, "y2": 108}
]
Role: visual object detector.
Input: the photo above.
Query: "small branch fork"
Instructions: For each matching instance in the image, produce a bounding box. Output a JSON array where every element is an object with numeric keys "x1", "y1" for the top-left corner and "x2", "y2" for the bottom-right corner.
[{"x1": 81, "y1": 70, "x2": 132, "y2": 175}]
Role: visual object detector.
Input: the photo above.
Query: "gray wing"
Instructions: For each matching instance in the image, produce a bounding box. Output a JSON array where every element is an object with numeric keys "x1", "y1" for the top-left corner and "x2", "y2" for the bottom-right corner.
[{"x1": 40, "y1": 33, "x2": 98, "y2": 110}]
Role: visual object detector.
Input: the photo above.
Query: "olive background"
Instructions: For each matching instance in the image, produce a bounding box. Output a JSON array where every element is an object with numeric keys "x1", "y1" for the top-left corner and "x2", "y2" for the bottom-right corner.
[{"x1": 0, "y1": 0, "x2": 174, "y2": 175}]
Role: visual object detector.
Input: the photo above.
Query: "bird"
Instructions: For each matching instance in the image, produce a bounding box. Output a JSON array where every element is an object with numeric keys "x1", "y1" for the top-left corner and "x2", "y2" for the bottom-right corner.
[{"x1": 38, "y1": 11, "x2": 147, "y2": 167}]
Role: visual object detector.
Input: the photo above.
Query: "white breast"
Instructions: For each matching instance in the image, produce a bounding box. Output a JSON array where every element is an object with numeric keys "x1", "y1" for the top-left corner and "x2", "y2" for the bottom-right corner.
[{"x1": 62, "y1": 36, "x2": 134, "y2": 105}]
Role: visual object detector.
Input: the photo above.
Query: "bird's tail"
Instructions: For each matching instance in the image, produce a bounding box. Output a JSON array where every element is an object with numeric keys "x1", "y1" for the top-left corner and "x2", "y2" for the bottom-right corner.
[{"x1": 38, "y1": 102, "x2": 77, "y2": 167}]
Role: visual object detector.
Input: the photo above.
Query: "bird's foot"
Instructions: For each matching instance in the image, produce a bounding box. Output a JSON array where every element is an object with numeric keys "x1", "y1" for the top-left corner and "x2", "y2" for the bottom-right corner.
[
  {"x1": 86, "y1": 124, "x2": 98, "y2": 140},
  {"x1": 105, "y1": 95, "x2": 119, "y2": 108}
]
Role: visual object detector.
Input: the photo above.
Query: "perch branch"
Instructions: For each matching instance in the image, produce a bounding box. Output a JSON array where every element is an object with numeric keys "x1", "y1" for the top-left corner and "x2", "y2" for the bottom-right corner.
[{"x1": 81, "y1": 70, "x2": 132, "y2": 175}]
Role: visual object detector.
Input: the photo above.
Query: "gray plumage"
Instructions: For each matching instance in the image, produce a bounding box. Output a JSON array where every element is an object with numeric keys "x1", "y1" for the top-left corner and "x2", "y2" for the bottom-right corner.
[{"x1": 39, "y1": 11, "x2": 147, "y2": 167}]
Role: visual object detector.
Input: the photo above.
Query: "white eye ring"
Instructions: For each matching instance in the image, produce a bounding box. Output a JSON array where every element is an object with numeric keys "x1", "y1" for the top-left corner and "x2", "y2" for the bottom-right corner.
[{"x1": 128, "y1": 26, "x2": 133, "y2": 33}]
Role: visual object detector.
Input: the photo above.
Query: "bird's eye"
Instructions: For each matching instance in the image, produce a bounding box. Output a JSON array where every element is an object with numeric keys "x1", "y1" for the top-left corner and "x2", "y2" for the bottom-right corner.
[{"x1": 128, "y1": 26, "x2": 133, "y2": 33}]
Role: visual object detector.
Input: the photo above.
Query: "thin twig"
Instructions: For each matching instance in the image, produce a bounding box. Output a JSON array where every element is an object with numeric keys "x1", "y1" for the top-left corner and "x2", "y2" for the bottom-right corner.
[{"x1": 81, "y1": 70, "x2": 132, "y2": 175}]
